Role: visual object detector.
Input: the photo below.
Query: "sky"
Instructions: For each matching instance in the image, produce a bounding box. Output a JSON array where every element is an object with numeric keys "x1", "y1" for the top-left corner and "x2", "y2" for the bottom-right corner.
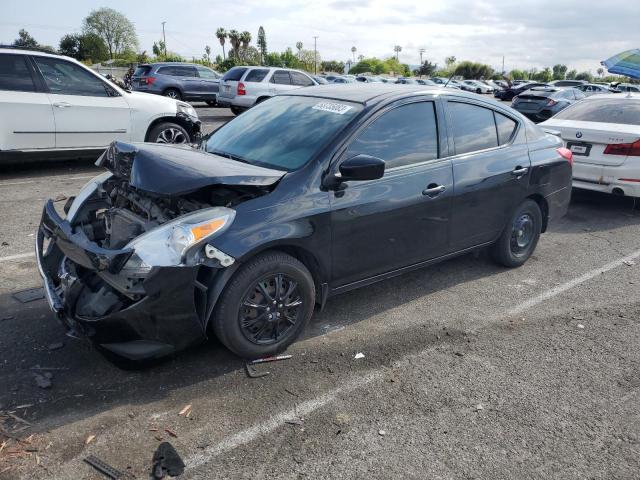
[{"x1": 1, "y1": 0, "x2": 637, "y2": 73}]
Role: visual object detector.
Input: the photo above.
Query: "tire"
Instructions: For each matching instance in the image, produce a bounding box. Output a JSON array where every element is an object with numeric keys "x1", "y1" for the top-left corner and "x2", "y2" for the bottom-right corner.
[
  {"x1": 476, "y1": 88, "x2": 482, "y2": 94},
  {"x1": 206, "y1": 100, "x2": 217, "y2": 107},
  {"x1": 212, "y1": 251, "x2": 316, "y2": 359},
  {"x1": 490, "y1": 199, "x2": 542, "y2": 268},
  {"x1": 163, "y1": 88, "x2": 181, "y2": 100},
  {"x1": 147, "y1": 122, "x2": 190, "y2": 144},
  {"x1": 230, "y1": 106, "x2": 243, "y2": 116}
]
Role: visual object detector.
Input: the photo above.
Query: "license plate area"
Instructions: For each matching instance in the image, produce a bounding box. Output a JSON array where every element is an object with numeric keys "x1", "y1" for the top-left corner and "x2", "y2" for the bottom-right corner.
[{"x1": 567, "y1": 141, "x2": 592, "y2": 156}]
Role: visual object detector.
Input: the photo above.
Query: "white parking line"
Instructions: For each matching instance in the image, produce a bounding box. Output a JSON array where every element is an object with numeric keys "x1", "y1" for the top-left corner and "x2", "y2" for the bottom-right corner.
[
  {"x1": 184, "y1": 246, "x2": 640, "y2": 474},
  {"x1": 0, "y1": 175, "x2": 95, "y2": 187},
  {"x1": 0, "y1": 252, "x2": 35, "y2": 263}
]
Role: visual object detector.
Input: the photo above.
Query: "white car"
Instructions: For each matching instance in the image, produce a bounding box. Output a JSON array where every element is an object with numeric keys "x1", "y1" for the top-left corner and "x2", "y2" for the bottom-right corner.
[
  {"x1": 461, "y1": 80, "x2": 494, "y2": 94},
  {"x1": 540, "y1": 94, "x2": 640, "y2": 197},
  {"x1": 216, "y1": 66, "x2": 318, "y2": 115},
  {"x1": 0, "y1": 48, "x2": 201, "y2": 163}
]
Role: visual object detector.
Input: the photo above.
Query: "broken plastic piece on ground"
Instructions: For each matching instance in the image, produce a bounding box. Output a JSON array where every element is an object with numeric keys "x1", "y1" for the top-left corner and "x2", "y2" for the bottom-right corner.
[
  {"x1": 577, "y1": 323, "x2": 585, "y2": 329},
  {"x1": 152, "y1": 441, "x2": 185, "y2": 479},
  {"x1": 354, "y1": 352, "x2": 365, "y2": 359},
  {"x1": 249, "y1": 354, "x2": 293, "y2": 365},
  {"x1": 178, "y1": 404, "x2": 192, "y2": 416},
  {"x1": 84, "y1": 455, "x2": 133, "y2": 479},
  {"x1": 12, "y1": 288, "x2": 44, "y2": 304}
]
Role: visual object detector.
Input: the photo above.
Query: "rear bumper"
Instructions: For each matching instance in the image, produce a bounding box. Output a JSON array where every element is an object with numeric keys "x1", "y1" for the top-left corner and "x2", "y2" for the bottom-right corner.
[
  {"x1": 572, "y1": 161, "x2": 640, "y2": 197},
  {"x1": 36, "y1": 201, "x2": 208, "y2": 361}
]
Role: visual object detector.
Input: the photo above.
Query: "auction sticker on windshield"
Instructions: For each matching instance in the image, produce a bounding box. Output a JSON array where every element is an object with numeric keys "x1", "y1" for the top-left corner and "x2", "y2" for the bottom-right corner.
[{"x1": 312, "y1": 102, "x2": 353, "y2": 114}]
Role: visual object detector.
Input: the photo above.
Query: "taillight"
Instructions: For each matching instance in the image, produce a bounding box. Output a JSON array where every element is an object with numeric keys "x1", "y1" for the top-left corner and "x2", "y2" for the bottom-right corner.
[
  {"x1": 603, "y1": 139, "x2": 640, "y2": 157},
  {"x1": 142, "y1": 77, "x2": 156, "y2": 85},
  {"x1": 557, "y1": 147, "x2": 573, "y2": 166},
  {"x1": 546, "y1": 99, "x2": 558, "y2": 107},
  {"x1": 237, "y1": 82, "x2": 246, "y2": 95}
]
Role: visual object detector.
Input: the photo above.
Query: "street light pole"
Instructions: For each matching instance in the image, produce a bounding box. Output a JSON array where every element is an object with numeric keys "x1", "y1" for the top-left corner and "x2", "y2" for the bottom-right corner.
[
  {"x1": 419, "y1": 48, "x2": 425, "y2": 65},
  {"x1": 161, "y1": 21, "x2": 167, "y2": 57},
  {"x1": 313, "y1": 36, "x2": 318, "y2": 75}
]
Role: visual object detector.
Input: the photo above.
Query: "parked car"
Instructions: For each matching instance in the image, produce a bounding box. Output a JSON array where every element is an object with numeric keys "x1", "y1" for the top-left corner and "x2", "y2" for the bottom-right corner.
[
  {"x1": 0, "y1": 48, "x2": 201, "y2": 163},
  {"x1": 574, "y1": 83, "x2": 620, "y2": 96},
  {"x1": 355, "y1": 76, "x2": 383, "y2": 83},
  {"x1": 548, "y1": 79, "x2": 587, "y2": 88},
  {"x1": 216, "y1": 66, "x2": 318, "y2": 115},
  {"x1": 328, "y1": 76, "x2": 355, "y2": 84},
  {"x1": 495, "y1": 82, "x2": 547, "y2": 101},
  {"x1": 614, "y1": 83, "x2": 640, "y2": 93},
  {"x1": 131, "y1": 62, "x2": 221, "y2": 105},
  {"x1": 395, "y1": 77, "x2": 417, "y2": 84},
  {"x1": 415, "y1": 79, "x2": 437, "y2": 86},
  {"x1": 461, "y1": 80, "x2": 494, "y2": 94},
  {"x1": 512, "y1": 86, "x2": 586, "y2": 122},
  {"x1": 540, "y1": 94, "x2": 640, "y2": 197},
  {"x1": 312, "y1": 75, "x2": 328, "y2": 84},
  {"x1": 36, "y1": 84, "x2": 572, "y2": 361}
]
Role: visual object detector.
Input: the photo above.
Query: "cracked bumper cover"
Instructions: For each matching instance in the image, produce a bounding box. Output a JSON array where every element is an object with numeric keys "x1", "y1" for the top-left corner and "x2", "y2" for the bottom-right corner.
[{"x1": 36, "y1": 200, "x2": 213, "y2": 361}]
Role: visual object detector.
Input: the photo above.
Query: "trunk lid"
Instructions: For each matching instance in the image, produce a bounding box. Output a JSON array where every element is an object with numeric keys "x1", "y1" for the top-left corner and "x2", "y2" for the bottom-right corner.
[
  {"x1": 97, "y1": 141, "x2": 285, "y2": 196},
  {"x1": 540, "y1": 119, "x2": 640, "y2": 166}
]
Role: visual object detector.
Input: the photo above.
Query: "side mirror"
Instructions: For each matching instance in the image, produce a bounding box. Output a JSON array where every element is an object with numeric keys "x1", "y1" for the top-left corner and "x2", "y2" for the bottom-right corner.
[{"x1": 338, "y1": 154, "x2": 385, "y2": 182}]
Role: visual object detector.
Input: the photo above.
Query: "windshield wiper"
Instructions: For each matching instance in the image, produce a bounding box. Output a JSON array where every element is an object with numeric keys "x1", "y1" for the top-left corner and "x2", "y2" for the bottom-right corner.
[{"x1": 209, "y1": 149, "x2": 252, "y2": 165}]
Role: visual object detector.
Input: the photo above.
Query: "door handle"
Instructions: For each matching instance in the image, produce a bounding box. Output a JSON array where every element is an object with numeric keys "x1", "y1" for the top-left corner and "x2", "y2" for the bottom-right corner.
[
  {"x1": 53, "y1": 102, "x2": 72, "y2": 108},
  {"x1": 511, "y1": 166, "x2": 529, "y2": 176},
  {"x1": 422, "y1": 184, "x2": 446, "y2": 197}
]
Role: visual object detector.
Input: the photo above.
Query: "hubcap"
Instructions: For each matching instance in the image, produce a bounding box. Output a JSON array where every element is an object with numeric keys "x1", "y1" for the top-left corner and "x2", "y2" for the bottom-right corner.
[
  {"x1": 165, "y1": 90, "x2": 178, "y2": 98},
  {"x1": 155, "y1": 127, "x2": 187, "y2": 144},
  {"x1": 510, "y1": 213, "x2": 534, "y2": 255},
  {"x1": 239, "y1": 273, "x2": 303, "y2": 345}
]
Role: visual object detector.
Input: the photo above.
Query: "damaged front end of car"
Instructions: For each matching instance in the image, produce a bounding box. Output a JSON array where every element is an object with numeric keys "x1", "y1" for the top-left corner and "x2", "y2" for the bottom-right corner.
[{"x1": 36, "y1": 141, "x2": 284, "y2": 360}]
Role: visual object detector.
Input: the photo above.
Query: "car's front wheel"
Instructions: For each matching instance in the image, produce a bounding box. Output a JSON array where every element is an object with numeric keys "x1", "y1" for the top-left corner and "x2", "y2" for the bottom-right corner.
[
  {"x1": 148, "y1": 122, "x2": 190, "y2": 144},
  {"x1": 490, "y1": 199, "x2": 542, "y2": 268},
  {"x1": 212, "y1": 251, "x2": 316, "y2": 359},
  {"x1": 205, "y1": 100, "x2": 217, "y2": 107},
  {"x1": 163, "y1": 88, "x2": 182, "y2": 100},
  {"x1": 230, "y1": 106, "x2": 243, "y2": 116}
]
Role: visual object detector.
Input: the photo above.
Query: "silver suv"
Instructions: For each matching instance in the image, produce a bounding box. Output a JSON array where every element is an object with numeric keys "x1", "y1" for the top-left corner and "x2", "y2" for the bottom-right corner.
[{"x1": 217, "y1": 66, "x2": 317, "y2": 115}]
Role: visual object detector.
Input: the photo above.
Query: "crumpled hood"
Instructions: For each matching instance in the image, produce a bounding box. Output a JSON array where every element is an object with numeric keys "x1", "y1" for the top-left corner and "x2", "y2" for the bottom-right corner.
[{"x1": 97, "y1": 141, "x2": 286, "y2": 196}]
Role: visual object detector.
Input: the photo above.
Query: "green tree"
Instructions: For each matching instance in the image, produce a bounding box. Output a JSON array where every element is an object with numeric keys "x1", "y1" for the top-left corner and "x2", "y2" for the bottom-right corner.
[
  {"x1": 13, "y1": 29, "x2": 38, "y2": 48},
  {"x1": 152, "y1": 41, "x2": 166, "y2": 57},
  {"x1": 566, "y1": 69, "x2": 577, "y2": 80},
  {"x1": 216, "y1": 28, "x2": 227, "y2": 60},
  {"x1": 552, "y1": 64, "x2": 567, "y2": 80},
  {"x1": 454, "y1": 61, "x2": 494, "y2": 79},
  {"x1": 597, "y1": 67, "x2": 604, "y2": 77},
  {"x1": 296, "y1": 41, "x2": 303, "y2": 59},
  {"x1": 59, "y1": 34, "x2": 80, "y2": 57},
  {"x1": 204, "y1": 45, "x2": 211, "y2": 64},
  {"x1": 575, "y1": 71, "x2": 593, "y2": 82},
  {"x1": 83, "y1": 7, "x2": 138, "y2": 59},
  {"x1": 257, "y1": 26, "x2": 267, "y2": 64},
  {"x1": 445, "y1": 56, "x2": 457, "y2": 68},
  {"x1": 320, "y1": 60, "x2": 344, "y2": 73},
  {"x1": 227, "y1": 30, "x2": 241, "y2": 59},
  {"x1": 508, "y1": 69, "x2": 527, "y2": 80},
  {"x1": 533, "y1": 67, "x2": 552, "y2": 83},
  {"x1": 414, "y1": 60, "x2": 437, "y2": 77}
]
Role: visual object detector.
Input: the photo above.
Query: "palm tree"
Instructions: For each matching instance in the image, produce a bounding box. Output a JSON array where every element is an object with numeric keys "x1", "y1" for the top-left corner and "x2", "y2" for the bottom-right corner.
[
  {"x1": 393, "y1": 45, "x2": 402, "y2": 61},
  {"x1": 597, "y1": 67, "x2": 604, "y2": 77},
  {"x1": 351, "y1": 46, "x2": 357, "y2": 62},
  {"x1": 216, "y1": 28, "x2": 227, "y2": 60},
  {"x1": 358, "y1": 54, "x2": 364, "y2": 61},
  {"x1": 240, "y1": 31, "x2": 252, "y2": 50},
  {"x1": 296, "y1": 41, "x2": 303, "y2": 59},
  {"x1": 228, "y1": 30, "x2": 241, "y2": 59}
]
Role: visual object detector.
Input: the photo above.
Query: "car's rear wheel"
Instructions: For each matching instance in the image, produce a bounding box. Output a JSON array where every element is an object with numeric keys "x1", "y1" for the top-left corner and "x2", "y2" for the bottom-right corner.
[
  {"x1": 148, "y1": 122, "x2": 190, "y2": 144},
  {"x1": 164, "y1": 88, "x2": 181, "y2": 100},
  {"x1": 490, "y1": 199, "x2": 542, "y2": 268},
  {"x1": 206, "y1": 100, "x2": 217, "y2": 107},
  {"x1": 230, "y1": 106, "x2": 243, "y2": 116},
  {"x1": 476, "y1": 88, "x2": 482, "y2": 94},
  {"x1": 212, "y1": 251, "x2": 315, "y2": 359}
]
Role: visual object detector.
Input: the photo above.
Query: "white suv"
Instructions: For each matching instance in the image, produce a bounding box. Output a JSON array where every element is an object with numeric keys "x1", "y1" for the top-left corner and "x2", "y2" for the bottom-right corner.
[
  {"x1": 216, "y1": 66, "x2": 317, "y2": 115},
  {"x1": 0, "y1": 48, "x2": 201, "y2": 163}
]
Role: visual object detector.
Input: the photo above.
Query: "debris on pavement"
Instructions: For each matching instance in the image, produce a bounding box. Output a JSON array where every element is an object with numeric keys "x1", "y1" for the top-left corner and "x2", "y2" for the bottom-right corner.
[
  {"x1": 0, "y1": 315, "x2": 14, "y2": 322},
  {"x1": 378, "y1": 429, "x2": 386, "y2": 436},
  {"x1": 623, "y1": 260, "x2": 636, "y2": 266},
  {"x1": 85, "y1": 434, "x2": 96, "y2": 445},
  {"x1": 12, "y1": 288, "x2": 45, "y2": 304},
  {"x1": 47, "y1": 342, "x2": 64, "y2": 351},
  {"x1": 285, "y1": 419, "x2": 304, "y2": 426},
  {"x1": 84, "y1": 455, "x2": 133, "y2": 479},
  {"x1": 33, "y1": 373, "x2": 52, "y2": 389},
  {"x1": 577, "y1": 324, "x2": 585, "y2": 329},
  {"x1": 178, "y1": 404, "x2": 192, "y2": 416},
  {"x1": 151, "y1": 442, "x2": 185, "y2": 479},
  {"x1": 354, "y1": 352, "x2": 365, "y2": 359},
  {"x1": 53, "y1": 194, "x2": 68, "y2": 202},
  {"x1": 475, "y1": 404, "x2": 484, "y2": 412},
  {"x1": 164, "y1": 428, "x2": 178, "y2": 438},
  {"x1": 244, "y1": 354, "x2": 293, "y2": 378}
]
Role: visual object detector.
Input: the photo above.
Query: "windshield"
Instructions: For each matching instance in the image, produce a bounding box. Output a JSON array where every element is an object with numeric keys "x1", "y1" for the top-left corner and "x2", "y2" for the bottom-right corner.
[
  {"x1": 205, "y1": 96, "x2": 362, "y2": 170},
  {"x1": 553, "y1": 99, "x2": 640, "y2": 125}
]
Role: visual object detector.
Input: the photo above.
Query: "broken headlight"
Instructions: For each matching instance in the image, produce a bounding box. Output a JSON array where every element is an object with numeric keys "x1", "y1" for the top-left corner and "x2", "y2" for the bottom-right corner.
[
  {"x1": 66, "y1": 171, "x2": 113, "y2": 221},
  {"x1": 125, "y1": 207, "x2": 235, "y2": 267},
  {"x1": 177, "y1": 101, "x2": 199, "y2": 121}
]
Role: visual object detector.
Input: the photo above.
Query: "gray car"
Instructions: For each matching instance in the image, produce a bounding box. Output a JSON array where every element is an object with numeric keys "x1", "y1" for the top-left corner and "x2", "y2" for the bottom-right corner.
[
  {"x1": 132, "y1": 63, "x2": 221, "y2": 105},
  {"x1": 216, "y1": 66, "x2": 318, "y2": 115},
  {"x1": 511, "y1": 86, "x2": 586, "y2": 122}
]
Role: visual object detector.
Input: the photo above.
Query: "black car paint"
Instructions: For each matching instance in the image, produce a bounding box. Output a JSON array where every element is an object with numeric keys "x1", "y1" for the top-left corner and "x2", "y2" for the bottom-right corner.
[
  {"x1": 494, "y1": 83, "x2": 547, "y2": 101},
  {"x1": 37, "y1": 85, "x2": 572, "y2": 360}
]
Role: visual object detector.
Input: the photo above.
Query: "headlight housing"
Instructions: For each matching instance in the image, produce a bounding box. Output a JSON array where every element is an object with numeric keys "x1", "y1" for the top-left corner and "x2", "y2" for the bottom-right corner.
[
  {"x1": 177, "y1": 101, "x2": 198, "y2": 121},
  {"x1": 66, "y1": 171, "x2": 113, "y2": 221},
  {"x1": 125, "y1": 207, "x2": 235, "y2": 267}
]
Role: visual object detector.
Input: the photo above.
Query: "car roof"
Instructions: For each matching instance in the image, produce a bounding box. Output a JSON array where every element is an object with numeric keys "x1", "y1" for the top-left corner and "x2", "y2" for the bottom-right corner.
[
  {"x1": 283, "y1": 83, "x2": 515, "y2": 109},
  {"x1": 0, "y1": 47, "x2": 70, "y2": 61},
  {"x1": 579, "y1": 92, "x2": 640, "y2": 101}
]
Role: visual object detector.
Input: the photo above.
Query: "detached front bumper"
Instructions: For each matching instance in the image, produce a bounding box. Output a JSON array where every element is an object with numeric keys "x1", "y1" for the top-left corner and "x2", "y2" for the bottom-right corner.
[{"x1": 36, "y1": 201, "x2": 209, "y2": 361}]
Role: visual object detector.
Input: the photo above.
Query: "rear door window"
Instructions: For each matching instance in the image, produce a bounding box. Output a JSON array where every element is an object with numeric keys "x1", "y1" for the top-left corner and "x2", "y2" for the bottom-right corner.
[
  {"x1": 346, "y1": 101, "x2": 439, "y2": 170},
  {"x1": 552, "y1": 99, "x2": 640, "y2": 125},
  {"x1": 174, "y1": 66, "x2": 197, "y2": 77},
  {"x1": 0, "y1": 54, "x2": 36, "y2": 92},
  {"x1": 244, "y1": 69, "x2": 269, "y2": 82},
  {"x1": 448, "y1": 102, "x2": 498, "y2": 155},
  {"x1": 196, "y1": 66, "x2": 219, "y2": 79},
  {"x1": 290, "y1": 71, "x2": 315, "y2": 86},
  {"x1": 133, "y1": 65, "x2": 152, "y2": 76},
  {"x1": 156, "y1": 66, "x2": 175, "y2": 75},
  {"x1": 33, "y1": 56, "x2": 109, "y2": 97},
  {"x1": 271, "y1": 70, "x2": 292, "y2": 85}
]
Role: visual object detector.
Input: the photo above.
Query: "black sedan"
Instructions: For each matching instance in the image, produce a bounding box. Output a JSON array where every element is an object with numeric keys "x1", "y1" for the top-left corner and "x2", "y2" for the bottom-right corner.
[
  {"x1": 495, "y1": 82, "x2": 548, "y2": 101},
  {"x1": 37, "y1": 85, "x2": 573, "y2": 362},
  {"x1": 512, "y1": 86, "x2": 586, "y2": 122}
]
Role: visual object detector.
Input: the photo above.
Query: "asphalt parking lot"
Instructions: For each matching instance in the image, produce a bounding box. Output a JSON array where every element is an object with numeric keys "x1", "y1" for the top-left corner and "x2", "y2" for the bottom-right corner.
[{"x1": 1, "y1": 104, "x2": 640, "y2": 479}]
